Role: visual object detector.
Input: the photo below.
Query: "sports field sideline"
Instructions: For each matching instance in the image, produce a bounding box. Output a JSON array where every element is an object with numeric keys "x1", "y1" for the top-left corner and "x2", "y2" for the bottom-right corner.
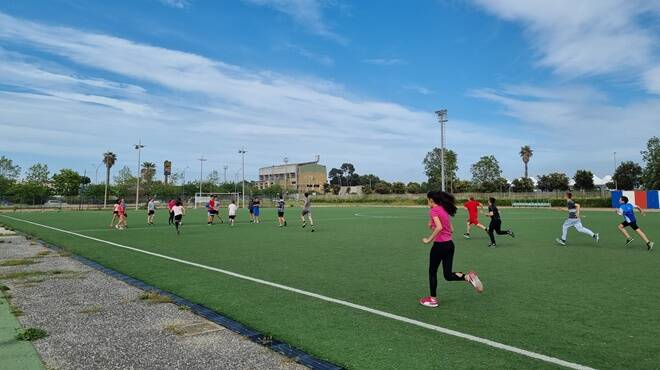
[{"x1": 1, "y1": 207, "x2": 658, "y2": 369}]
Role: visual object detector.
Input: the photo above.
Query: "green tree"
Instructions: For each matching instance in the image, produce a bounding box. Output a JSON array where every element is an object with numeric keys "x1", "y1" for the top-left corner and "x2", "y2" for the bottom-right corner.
[
  {"x1": 391, "y1": 182, "x2": 406, "y2": 194},
  {"x1": 519, "y1": 145, "x2": 533, "y2": 178},
  {"x1": 141, "y1": 162, "x2": 156, "y2": 183},
  {"x1": 406, "y1": 182, "x2": 422, "y2": 194},
  {"x1": 102, "y1": 152, "x2": 117, "y2": 207},
  {"x1": 374, "y1": 182, "x2": 392, "y2": 194},
  {"x1": 340, "y1": 163, "x2": 356, "y2": 184},
  {"x1": 358, "y1": 174, "x2": 380, "y2": 190},
  {"x1": 537, "y1": 173, "x2": 569, "y2": 192},
  {"x1": 0, "y1": 156, "x2": 21, "y2": 200},
  {"x1": 328, "y1": 168, "x2": 343, "y2": 186},
  {"x1": 613, "y1": 161, "x2": 643, "y2": 190},
  {"x1": 263, "y1": 184, "x2": 283, "y2": 197},
  {"x1": 20, "y1": 163, "x2": 51, "y2": 204},
  {"x1": 470, "y1": 155, "x2": 507, "y2": 192},
  {"x1": 423, "y1": 148, "x2": 458, "y2": 189},
  {"x1": 206, "y1": 170, "x2": 220, "y2": 186},
  {"x1": 453, "y1": 180, "x2": 472, "y2": 193},
  {"x1": 641, "y1": 136, "x2": 660, "y2": 189},
  {"x1": 511, "y1": 177, "x2": 534, "y2": 192},
  {"x1": 573, "y1": 170, "x2": 594, "y2": 191},
  {"x1": 52, "y1": 169, "x2": 82, "y2": 196}
]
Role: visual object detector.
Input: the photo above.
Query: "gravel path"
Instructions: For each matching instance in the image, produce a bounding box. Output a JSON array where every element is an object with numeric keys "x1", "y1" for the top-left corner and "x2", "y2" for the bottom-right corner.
[{"x1": 0, "y1": 230, "x2": 306, "y2": 370}]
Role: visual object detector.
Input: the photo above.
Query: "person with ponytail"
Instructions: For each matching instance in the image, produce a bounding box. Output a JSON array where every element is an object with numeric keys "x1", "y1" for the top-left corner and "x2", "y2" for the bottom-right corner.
[{"x1": 419, "y1": 191, "x2": 484, "y2": 308}]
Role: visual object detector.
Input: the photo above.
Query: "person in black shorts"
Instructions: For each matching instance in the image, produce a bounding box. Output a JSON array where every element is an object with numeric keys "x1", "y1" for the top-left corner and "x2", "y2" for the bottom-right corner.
[
  {"x1": 485, "y1": 197, "x2": 514, "y2": 248},
  {"x1": 248, "y1": 197, "x2": 255, "y2": 223},
  {"x1": 277, "y1": 194, "x2": 287, "y2": 227}
]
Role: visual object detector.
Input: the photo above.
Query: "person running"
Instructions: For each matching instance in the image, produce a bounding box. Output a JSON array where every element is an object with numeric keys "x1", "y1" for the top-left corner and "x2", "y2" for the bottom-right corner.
[
  {"x1": 301, "y1": 192, "x2": 315, "y2": 232},
  {"x1": 116, "y1": 198, "x2": 127, "y2": 230},
  {"x1": 167, "y1": 198, "x2": 176, "y2": 225},
  {"x1": 110, "y1": 199, "x2": 121, "y2": 227},
  {"x1": 485, "y1": 197, "x2": 514, "y2": 248},
  {"x1": 555, "y1": 192, "x2": 599, "y2": 246},
  {"x1": 463, "y1": 196, "x2": 487, "y2": 239},
  {"x1": 277, "y1": 194, "x2": 287, "y2": 227},
  {"x1": 228, "y1": 199, "x2": 238, "y2": 226},
  {"x1": 172, "y1": 199, "x2": 185, "y2": 234},
  {"x1": 253, "y1": 197, "x2": 261, "y2": 224},
  {"x1": 419, "y1": 191, "x2": 484, "y2": 308},
  {"x1": 207, "y1": 195, "x2": 219, "y2": 225},
  {"x1": 616, "y1": 196, "x2": 654, "y2": 251},
  {"x1": 248, "y1": 197, "x2": 255, "y2": 223},
  {"x1": 147, "y1": 197, "x2": 156, "y2": 225}
]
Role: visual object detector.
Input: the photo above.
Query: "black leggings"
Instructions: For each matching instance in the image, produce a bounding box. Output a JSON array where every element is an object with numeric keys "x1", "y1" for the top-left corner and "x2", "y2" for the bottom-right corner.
[
  {"x1": 488, "y1": 219, "x2": 508, "y2": 244},
  {"x1": 428, "y1": 241, "x2": 465, "y2": 297},
  {"x1": 169, "y1": 211, "x2": 174, "y2": 224}
]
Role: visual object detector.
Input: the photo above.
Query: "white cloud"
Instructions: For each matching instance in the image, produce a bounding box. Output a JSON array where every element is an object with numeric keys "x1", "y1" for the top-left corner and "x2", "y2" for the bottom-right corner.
[
  {"x1": 470, "y1": 84, "x2": 659, "y2": 177},
  {"x1": 403, "y1": 84, "x2": 435, "y2": 95},
  {"x1": 472, "y1": 0, "x2": 660, "y2": 93},
  {"x1": 158, "y1": 0, "x2": 190, "y2": 9},
  {"x1": 243, "y1": 0, "x2": 345, "y2": 43},
  {"x1": 363, "y1": 58, "x2": 405, "y2": 66},
  {"x1": 278, "y1": 43, "x2": 334, "y2": 66}
]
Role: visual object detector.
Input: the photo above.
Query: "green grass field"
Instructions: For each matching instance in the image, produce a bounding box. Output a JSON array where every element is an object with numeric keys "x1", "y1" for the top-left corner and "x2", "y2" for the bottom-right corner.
[{"x1": 1, "y1": 206, "x2": 658, "y2": 369}]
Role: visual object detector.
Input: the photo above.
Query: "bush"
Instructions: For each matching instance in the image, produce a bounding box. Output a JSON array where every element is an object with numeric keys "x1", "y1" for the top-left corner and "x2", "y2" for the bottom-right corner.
[{"x1": 15, "y1": 328, "x2": 48, "y2": 341}]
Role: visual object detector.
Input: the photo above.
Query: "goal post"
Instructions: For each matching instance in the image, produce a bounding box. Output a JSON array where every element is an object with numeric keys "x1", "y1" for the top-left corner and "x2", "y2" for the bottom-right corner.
[{"x1": 194, "y1": 192, "x2": 240, "y2": 209}]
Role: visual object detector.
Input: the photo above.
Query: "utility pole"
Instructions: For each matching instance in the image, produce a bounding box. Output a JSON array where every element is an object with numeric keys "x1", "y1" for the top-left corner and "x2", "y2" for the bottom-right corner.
[
  {"x1": 134, "y1": 140, "x2": 145, "y2": 210},
  {"x1": 283, "y1": 157, "x2": 289, "y2": 196},
  {"x1": 435, "y1": 109, "x2": 448, "y2": 192},
  {"x1": 198, "y1": 156, "x2": 207, "y2": 196},
  {"x1": 239, "y1": 149, "x2": 246, "y2": 208}
]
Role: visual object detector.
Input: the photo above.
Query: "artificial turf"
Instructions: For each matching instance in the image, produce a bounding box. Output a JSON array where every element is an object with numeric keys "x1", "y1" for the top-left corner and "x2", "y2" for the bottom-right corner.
[{"x1": 0, "y1": 206, "x2": 658, "y2": 369}]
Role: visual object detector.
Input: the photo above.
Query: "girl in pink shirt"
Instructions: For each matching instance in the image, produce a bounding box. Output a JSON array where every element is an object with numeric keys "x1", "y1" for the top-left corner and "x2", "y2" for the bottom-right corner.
[{"x1": 420, "y1": 191, "x2": 484, "y2": 308}]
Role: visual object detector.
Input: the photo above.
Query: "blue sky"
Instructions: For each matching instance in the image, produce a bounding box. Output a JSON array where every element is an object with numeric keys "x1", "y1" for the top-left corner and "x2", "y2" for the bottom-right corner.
[{"x1": 1, "y1": 0, "x2": 659, "y2": 183}]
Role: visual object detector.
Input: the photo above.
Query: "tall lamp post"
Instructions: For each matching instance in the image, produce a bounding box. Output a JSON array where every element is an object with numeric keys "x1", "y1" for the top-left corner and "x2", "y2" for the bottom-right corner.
[
  {"x1": 613, "y1": 152, "x2": 618, "y2": 190},
  {"x1": 239, "y1": 149, "x2": 246, "y2": 208},
  {"x1": 223, "y1": 165, "x2": 228, "y2": 184},
  {"x1": 133, "y1": 140, "x2": 145, "y2": 210},
  {"x1": 198, "y1": 156, "x2": 207, "y2": 196},
  {"x1": 435, "y1": 109, "x2": 448, "y2": 192}
]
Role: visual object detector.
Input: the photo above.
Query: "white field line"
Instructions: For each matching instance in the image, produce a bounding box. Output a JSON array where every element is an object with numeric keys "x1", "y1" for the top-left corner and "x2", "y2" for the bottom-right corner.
[{"x1": 0, "y1": 214, "x2": 594, "y2": 370}]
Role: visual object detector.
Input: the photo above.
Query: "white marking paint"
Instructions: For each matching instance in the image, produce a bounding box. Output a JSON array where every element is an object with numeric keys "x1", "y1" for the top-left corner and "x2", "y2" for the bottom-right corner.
[{"x1": 0, "y1": 214, "x2": 594, "y2": 370}]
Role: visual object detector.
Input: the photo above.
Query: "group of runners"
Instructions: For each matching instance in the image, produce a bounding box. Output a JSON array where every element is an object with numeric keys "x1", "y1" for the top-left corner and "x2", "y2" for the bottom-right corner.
[
  {"x1": 114, "y1": 192, "x2": 315, "y2": 235},
  {"x1": 418, "y1": 190, "x2": 654, "y2": 308}
]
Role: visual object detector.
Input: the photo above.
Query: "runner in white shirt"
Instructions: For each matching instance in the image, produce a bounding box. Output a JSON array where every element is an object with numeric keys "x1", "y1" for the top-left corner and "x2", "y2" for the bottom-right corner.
[
  {"x1": 172, "y1": 200, "x2": 185, "y2": 235},
  {"x1": 228, "y1": 200, "x2": 238, "y2": 227}
]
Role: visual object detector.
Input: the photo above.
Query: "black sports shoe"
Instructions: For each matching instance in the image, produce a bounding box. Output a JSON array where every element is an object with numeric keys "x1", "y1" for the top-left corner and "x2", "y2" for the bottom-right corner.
[
  {"x1": 463, "y1": 233, "x2": 471, "y2": 239},
  {"x1": 625, "y1": 238, "x2": 634, "y2": 247},
  {"x1": 487, "y1": 243, "x2": 496, "y2": 248},
  {"x1": 311, "y1": 227, "x2": 315, "y2": 233},
  {"x1": 509, "y1": 230, "x2": 515, "y2": 238},
  {"x1": 302, "y1": 222, "x2": 306, "y2": 228},
  {"x1": 284, "y1": 221, "x2": 287, "y2": 227}
]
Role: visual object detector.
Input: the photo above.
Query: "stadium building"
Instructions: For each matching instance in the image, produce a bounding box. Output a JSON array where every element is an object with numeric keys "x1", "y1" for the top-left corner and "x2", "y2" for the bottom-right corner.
[{"x1": 257, "y1": 157, "x2": 327, "y2": 194}]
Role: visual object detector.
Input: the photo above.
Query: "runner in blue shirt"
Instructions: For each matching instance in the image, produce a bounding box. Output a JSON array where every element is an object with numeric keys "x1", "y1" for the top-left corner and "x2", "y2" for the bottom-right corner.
[{"x1": 616, "y1": 196, "x2": 654, "y2": 251}]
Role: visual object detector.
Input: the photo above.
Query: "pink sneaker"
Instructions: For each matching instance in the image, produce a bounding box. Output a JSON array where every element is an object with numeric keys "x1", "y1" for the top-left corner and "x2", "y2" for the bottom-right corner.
[
  {"x1": 419, "y1": 296, "x2": 439, "y2": 308},
  {"x1": 465, "y1": 271, "x2": 484, "y2": 293}
]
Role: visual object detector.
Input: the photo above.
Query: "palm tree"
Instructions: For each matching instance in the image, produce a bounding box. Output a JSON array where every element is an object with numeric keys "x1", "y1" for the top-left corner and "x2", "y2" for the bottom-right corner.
[
  {"x1": 102, "y1": 152, "x2": 117, "y2": 208},
  {"x1": 519, "y1": 145, "x2": 533, "y2": 178},
  {"x1": 141, "y1": 162, "x2": 156, "y2": 183}
]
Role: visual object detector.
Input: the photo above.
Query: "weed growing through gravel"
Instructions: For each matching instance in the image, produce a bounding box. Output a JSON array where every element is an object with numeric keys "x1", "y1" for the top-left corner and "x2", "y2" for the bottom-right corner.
[
  {"x1": 164, "y1": 324, "x2": 185, "y2": 336},
  {"x1": 0, "y1": 270, "x2": 75, "y2": 280},
  {"x1": 0, "y1": 259, "x2": 39, "y2": 267},
  {"x1": 139, "y1": 292, "x2": 173, "y2": 304},
  {"x1": 79, "y1": 305, "x2": 104, "y2": 315},
  {"x1": 16, "y1": 328, "x2": 48, "y2": 341}
]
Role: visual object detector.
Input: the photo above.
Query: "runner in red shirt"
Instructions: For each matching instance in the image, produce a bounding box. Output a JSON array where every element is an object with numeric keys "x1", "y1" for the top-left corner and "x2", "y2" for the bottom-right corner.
[
  {"x1": 463, "y1": 196, "x2": 487, "y2": 239},
  {"x1": 167, "y1": 199, "x2": 176, "y2": 225},
  {"x1": 207, "y1": 195, "x2": 219, "y2": 225}
]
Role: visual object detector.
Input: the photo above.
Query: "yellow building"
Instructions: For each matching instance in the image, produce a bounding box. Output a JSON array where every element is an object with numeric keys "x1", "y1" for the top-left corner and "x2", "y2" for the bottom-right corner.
[{"x1": 258, "y1": 159, "x2": 327, "y2": 194}]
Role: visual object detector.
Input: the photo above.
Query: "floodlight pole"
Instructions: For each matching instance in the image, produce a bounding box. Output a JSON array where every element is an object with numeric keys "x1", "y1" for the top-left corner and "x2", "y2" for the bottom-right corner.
[
  {"x1": 198, "y1": 156, "x2": 207, "y2": 196},
  {"x1": 223, "y1": 165, "x2": 228, "y2": 184},
  {"x1": 435, "y1": 109, "x2": 448, "y2": 192},
  {"x1": 134, "y1": 140, "x2": 145, "y2": 210},
  {"x1": 239, "y1": 149, "x2": 246, "y2": 208},
  {"x1": 283, "y1": 157, "x2": 289, "y2": 196},
  {"x1": 613, "y1": 152, "x2": 618, "y2": 190}
]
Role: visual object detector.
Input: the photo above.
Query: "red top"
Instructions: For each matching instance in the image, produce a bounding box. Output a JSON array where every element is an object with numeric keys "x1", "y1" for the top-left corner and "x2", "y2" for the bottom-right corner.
[
  {"x1": 209, "y1": 199, "x2": 216, "y2": 209},
  {"x1": 464, "y1": 200, "x2": 481, "y2": 217},
  {"x1": 167, "y1": 199, "x2": 176, "y2": 210}
]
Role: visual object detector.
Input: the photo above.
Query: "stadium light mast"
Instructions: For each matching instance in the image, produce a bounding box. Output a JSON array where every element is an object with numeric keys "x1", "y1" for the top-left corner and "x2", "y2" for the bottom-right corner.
[
  {"x1": 133, "y1": 140, "x2": 145, "y2": 210},
  {"x1": 197, "y1": 156, "x2": 207, "y2": 196},
  {"x1": 239, "y1": 148, "x2": 247, "y2": 208},
  {"x1": 613, "y1": 151, "x2": 618, "y2": 190},
  {"x1": 223, "y1": 165, "x2": 228, "y2": 184},
  {"x1": 435, "y1": 109, "x2": 448, "y2": 192},
  {"x1": 283, "y1": 157, "x2": 289, "y2": 195}
]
